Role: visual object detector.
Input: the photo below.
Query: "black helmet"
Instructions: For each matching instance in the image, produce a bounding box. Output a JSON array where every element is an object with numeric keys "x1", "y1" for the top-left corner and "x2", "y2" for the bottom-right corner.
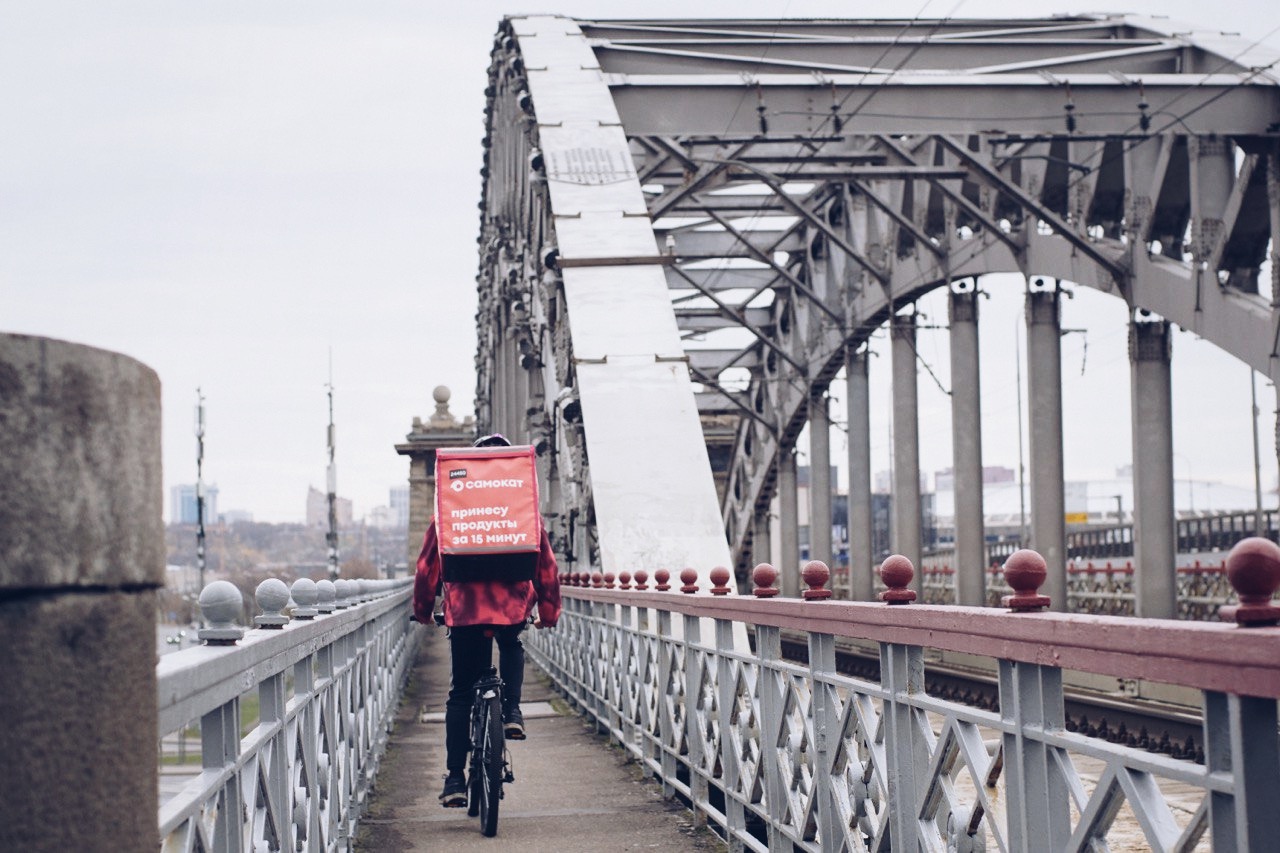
[{"x1": 474, "y1": 433, "x2": 511, "y2": 448}]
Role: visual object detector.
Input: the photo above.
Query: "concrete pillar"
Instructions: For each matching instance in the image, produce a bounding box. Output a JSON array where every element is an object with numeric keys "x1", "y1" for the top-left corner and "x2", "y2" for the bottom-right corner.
[
  {"x1": 1130, "y1": 320, "x2": 1177, "y2": 618},
  {"x1": 891, "y1": 312, "x2": 922, "y2": 592},
  {"x1": 0, "y1": 333, "x2": 163, "y2": 851},
  {"x1": 808, "y1": 392, "x2": 833, "y2": 569},
  {"x1": 950, "y1": 287, "x2": 987, "y2": 606},
  {"x1": 1026, "y1": 286, "x2": 1068, "y2": 611},
  {"x1": 845, "y1": 347, "x2": 874, "y2": 601},
  {"x1": 778, "y1": 450, "x2": 800, "y2": 598}
]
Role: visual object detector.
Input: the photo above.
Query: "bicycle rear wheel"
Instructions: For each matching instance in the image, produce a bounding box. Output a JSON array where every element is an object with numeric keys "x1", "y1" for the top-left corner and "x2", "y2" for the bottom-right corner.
[{"x1": 477, "y1": 691, "x2": 504, "y2": 837}]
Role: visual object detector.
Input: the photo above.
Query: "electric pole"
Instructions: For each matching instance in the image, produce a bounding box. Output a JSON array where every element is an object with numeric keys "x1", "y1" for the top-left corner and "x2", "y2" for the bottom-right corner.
[{"x1": 326, "y1": 366, "x2": 340, "y2": 580}]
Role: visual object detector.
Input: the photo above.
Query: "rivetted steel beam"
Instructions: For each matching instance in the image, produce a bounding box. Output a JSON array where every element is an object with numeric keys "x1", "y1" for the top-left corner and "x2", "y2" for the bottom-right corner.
[
  {"x1": 606, "y1": 75, "x2": 1279, "y2": 136},
  {"x1": 846, "y1": 347, "x2": 874, "y2": 601},
  {"x1": 664, "y1": 267, "x2": 780, "y2": 290},
  {"x1": 891, "y1": 312, "x2": 923, "y2": 589},
  {"x1": 507, "y1": 15, "x2": 732, "y2": 575},
  {"x1": 950, "y1": 287, "x2": 986, "y2": 606},
  {"x1": 1130, "y1": 319, "x2": 1176, "y2": 619},
  {"x1": 1026, "y1": 286, "x2": 1067, "y2": 611},
  {"x1": 808, "y1": 392, "x2": 833, "y2": 569},
  {"x1": 778, "y1": 449, "x2": 800, "y2": 597}
]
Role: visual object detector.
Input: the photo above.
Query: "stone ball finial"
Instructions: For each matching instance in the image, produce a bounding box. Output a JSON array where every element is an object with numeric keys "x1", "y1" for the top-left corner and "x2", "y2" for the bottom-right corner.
[
  {"x1": 709, "y1": 566, "x2": 732, "y2": 595},
  {"x1": 633, "y1": 569, "x2": 649, "y2": 591},
  {"x1": 254, "y1": 578, "x2": 291, "y2": 628},
  {"x1": 433, "y1": 385, "x2": 450, "y2": 404},
  {"x1": 1001, "y1": 549, "x2": 1051, "y2": 612},
  {"x1": 1220, "y1": 537, "x2": 1280, "y2": 626},
  {"x1": 290, "y1": 578, "x2": 319, "y2": 620},
  {"x1": 618, "y1": 571, "x2": 632, "y2": 590},
  {"x1": 680, "y1": 568, "x2": 699, "y2": 594},
  {"x1": 802, "y1": 560, "x2": 832, "y2": 600},
  {"x1": 198, "y1": 580, "x2": 245, "y2": 645},
  {"x1": 752, "y1": 563, "x2": 779, "y2": 598},
  {"x1": 315, "y1": 579, "x2": 337, "y2": 613},
  {"x1": 654, "y1": 569, "x2": 671, "y2": 592},
  {"x1": 879, "y1": 554, "x2": 917, "y2": 604},
  {"x1": 603, "y1": 572, "x2": 616, "y2": 589}
]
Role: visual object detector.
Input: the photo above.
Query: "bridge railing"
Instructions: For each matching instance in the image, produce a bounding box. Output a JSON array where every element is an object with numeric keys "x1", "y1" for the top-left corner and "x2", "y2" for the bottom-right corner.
[
  {"x1": 157, "y1": 576, "x2": 414, "y2": 853},
  {"x1": 528, "y1": 543, "x2": 1280, "y2": 852}
]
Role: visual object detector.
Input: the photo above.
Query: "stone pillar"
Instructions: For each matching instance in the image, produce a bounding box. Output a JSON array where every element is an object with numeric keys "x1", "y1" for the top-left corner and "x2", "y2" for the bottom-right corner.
[
  {"x1": 778, "y1": 450, "x2": 800, "y2": 598},
  {"x1": 1130, "y1": 319, "x2": 1177, "y2": 618},
  {"x1": 1026, "y1": 286, "x2": 1068, "y2": 611},
  {"x1": 950, "y1": 287, "x2": 986, "y2": 606},
  {"x1": 808, "y1": 392, "x2": 833, "y2": 569},
  {"x1": 846, "y1": 346, "x2": 874, "y2": 601},
  {"x1": 0, "y1": 333, "x2": 163, "y2": 851},
  {"x1": 395, "y1": 386, "x2": 475, "y2": 567},
  {"x1": 891, "y1": 312, "x2": 922, "y2": 592}
]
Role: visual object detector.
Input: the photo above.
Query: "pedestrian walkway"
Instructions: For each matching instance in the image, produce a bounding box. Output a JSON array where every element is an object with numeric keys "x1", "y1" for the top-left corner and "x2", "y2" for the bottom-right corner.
[{"x1": 355, "y1": 625, "x2": 724, "y2": 851}]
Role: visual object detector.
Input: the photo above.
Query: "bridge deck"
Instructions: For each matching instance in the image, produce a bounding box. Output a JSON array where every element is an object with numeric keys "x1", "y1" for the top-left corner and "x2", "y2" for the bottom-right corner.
[{"x1": 355, "y1": 627, "x2": 721, "y2": 851}]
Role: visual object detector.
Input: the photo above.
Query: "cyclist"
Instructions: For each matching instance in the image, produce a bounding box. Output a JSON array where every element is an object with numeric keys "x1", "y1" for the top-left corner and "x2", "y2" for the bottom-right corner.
[{"x1": 412, "y1": 433, "x2": 561, "y2": 808}]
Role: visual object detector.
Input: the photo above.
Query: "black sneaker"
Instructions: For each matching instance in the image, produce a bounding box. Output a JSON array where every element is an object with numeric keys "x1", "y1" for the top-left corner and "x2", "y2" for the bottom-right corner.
[
  {"x1": 503, "y1": 707, "x2": 526, "y2": 740},
  {"x1": 439, "y1": 772, "x2": 467, "y2": 807}
]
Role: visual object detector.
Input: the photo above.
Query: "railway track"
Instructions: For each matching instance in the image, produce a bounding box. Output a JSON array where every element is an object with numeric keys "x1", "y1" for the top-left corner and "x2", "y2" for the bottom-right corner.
[{"x1": 779, "y1": 633, "x2": 1206, "y2": 764}]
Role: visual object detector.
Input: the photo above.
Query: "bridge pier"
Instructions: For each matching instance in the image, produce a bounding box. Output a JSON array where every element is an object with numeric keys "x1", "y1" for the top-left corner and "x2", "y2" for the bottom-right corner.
[
  {"x1": 845, "y1": 346, "x2": 874, "y2": 601},
  {"x1": 1131, "y1": 319, "x2": 1177, "y2": 618},
  {"x1": 950, "y1": 285, "x2": 987, "y2": 606},
  {"x1": 0, "y1": 333, "x2": 163, "y2": 852},
  {"x1": 1026, "y1": 284, "x2": 1068, "y2": 611},
  {"x1": 891, "y1": 311, "x2": 923, "y2": 593}
]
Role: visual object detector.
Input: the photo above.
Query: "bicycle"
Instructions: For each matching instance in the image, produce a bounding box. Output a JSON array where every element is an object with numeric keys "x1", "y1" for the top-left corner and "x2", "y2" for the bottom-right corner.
[
  {"x1": 428, "y1": 613, "x2": 513, "y2": 837},
  {"x1": 465, "y1": 664, "x2": 511, "y2": 836}
]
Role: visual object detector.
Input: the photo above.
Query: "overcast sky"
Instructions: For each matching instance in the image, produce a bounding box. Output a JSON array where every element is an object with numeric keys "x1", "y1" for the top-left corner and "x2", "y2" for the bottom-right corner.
[{"x1": 2, "y1": 0, "x2": 1276, "y2": 524}]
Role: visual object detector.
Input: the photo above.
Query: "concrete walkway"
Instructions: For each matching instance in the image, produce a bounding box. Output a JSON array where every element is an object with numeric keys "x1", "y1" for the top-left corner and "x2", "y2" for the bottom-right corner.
[{"x1": 355, "y1": 625, "x2": 724, "y2": 851}]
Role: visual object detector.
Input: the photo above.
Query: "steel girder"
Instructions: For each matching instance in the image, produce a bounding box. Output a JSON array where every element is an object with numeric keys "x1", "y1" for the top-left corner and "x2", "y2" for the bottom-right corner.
[{"x1": 477, "y1": 14, "x2": 1280, "y2": 575}]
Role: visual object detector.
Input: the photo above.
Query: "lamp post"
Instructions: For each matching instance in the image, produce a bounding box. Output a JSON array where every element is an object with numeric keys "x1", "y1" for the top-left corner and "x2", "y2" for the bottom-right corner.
[{"x1": 194, "y1": 389, "x2": 206, "y2": 622}]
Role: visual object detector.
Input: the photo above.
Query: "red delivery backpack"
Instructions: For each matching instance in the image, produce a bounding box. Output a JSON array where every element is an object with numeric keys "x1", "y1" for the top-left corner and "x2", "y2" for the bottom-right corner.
[{"x1": 434, "y1": 445, "x2": 540, "y2": 583}]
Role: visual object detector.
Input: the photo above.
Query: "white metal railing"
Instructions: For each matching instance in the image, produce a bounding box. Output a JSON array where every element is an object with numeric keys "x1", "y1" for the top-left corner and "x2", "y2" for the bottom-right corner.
[
  {"x1": 528, "y1": 545, "x2": 1280, "y2": 852},
  {"x1": 157, "y1": 577, "x2": 415, "y2": 852}
]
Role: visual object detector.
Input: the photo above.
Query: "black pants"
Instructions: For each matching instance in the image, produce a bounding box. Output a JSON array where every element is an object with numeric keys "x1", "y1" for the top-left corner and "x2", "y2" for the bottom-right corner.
[{"x1": 445, "y1": 623, "x2": 526, "y2": 773}]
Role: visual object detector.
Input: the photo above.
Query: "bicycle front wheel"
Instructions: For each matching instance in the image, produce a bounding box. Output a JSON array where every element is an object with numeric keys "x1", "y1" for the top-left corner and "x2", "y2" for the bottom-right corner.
[{"x1": 478, "y1": 691, "x2": 504, "y2": 837}]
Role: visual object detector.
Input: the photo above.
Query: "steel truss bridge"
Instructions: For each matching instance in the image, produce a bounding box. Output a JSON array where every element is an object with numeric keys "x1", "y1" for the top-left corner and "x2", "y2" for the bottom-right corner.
[{"x1": 474, "y1": 14, "x2": 1280, "y2": 617}]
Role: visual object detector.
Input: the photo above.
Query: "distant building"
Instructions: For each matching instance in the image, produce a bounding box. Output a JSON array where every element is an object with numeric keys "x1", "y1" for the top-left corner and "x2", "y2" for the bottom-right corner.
[
  {"x1": 170, "y1": 483, "x2": 218, "y2": 525},
  {"x1": 389, "y1": 486, "x2": 410, "y2": 529},
  {"x1": 221, "y1": 509, "x2": 254, "y2": 525},
  {"x1": 368, "y1": 505, "x2": 396, "y2": 529},
  {"x1": 306, "y1": 486, "x2": 353, "y2": 528},
  {"x1": 934, "y1": 465, "x2": 1016, "y2": 492}
]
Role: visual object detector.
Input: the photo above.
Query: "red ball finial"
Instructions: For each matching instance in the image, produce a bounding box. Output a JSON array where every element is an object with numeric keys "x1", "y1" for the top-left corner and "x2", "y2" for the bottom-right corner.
[
  {"x1": 709, "y1": 566, "x2": 732, "y2": 595},
  {"x1": 654, "y1": 568, "x2": 671, "y2": 591},
  {"x1": 752, "y1": 563, "x2": 779, "y2": 598},
  {"x1": 633, "y1": 569, "x2": 649, "y2": 591},
  {"x1": 618, "y1": 571, "x2": 632, "y2": 590},
  {"x1": 1220, "y1": 537, "x2": 1280, "y2": 626},
  {"x1": 878, "y1": 554, "x2": 917, "y2": 604},
  {"x1": 680, "y1": 568, "x2": 699, "y2": 594},
  {"x1": 591, "y1": 571, "x2": 603, "y2": 589},
  {"x1": 603, "y1": 572, "x2": 616, "y2": 589},
  {"x1": 802, "y1": 560, "x2": 832, "y2": 600},
  {"x1": 1001, "y1": 549, "x2": 1051, "y2": 612}
]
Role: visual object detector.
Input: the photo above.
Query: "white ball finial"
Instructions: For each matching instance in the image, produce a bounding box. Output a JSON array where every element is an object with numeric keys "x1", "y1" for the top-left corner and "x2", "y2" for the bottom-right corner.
[{"x1": 198, "y1": 580, "x2": 245, "y2": 645}]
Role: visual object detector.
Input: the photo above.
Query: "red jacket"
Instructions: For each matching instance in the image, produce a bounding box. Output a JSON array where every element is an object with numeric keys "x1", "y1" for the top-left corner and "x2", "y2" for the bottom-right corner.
[{"x1": 413, "y1": 520, "x2": 561, "y2": 628}]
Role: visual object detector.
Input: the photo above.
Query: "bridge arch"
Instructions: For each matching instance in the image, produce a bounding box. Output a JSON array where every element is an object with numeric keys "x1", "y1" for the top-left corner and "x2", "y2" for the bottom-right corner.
[{"x1": 477, "y1": 14, "x2": 1280, "y2": 589}]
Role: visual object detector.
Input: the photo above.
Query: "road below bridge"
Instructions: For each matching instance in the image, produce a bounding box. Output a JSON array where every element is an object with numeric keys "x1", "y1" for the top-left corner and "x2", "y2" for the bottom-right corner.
[{"x1": 355, "y1": 626, "x2": 723, "y2": 851}]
